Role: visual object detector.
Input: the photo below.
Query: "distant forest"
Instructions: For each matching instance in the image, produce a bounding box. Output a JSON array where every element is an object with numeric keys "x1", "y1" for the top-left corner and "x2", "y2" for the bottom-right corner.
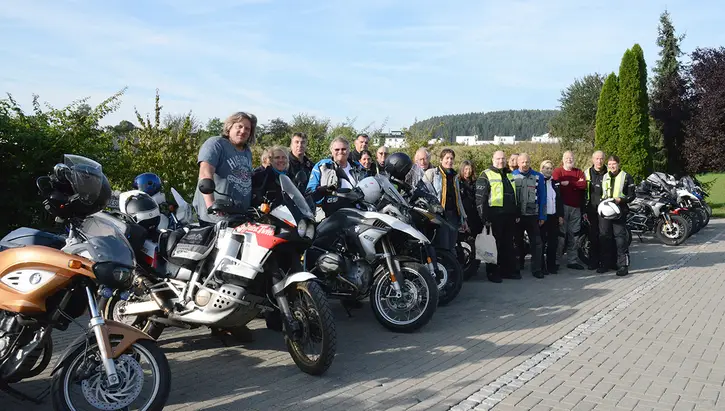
[{"x1": 410, "y1": 109, "x2": 559, "y2": 141}]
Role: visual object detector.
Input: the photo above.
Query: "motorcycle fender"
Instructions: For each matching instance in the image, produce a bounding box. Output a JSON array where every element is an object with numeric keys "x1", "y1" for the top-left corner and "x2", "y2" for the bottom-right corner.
[
  {"x1": 50, "y1": 321, "x2": 154, "y2": 376},
  {"x1": 272, "y1": 272, "x2": 318, "y2": 296}
]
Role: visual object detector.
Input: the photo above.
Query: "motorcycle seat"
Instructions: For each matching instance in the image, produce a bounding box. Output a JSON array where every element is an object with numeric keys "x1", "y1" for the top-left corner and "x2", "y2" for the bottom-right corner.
[{"x1": 158, "y1": 225, "x2": 217, "y2": 267}]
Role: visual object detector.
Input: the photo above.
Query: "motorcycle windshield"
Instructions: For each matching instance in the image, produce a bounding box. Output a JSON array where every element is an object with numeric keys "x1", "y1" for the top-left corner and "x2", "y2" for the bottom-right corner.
[
  {"x1": 71, "y1": 215, "x2": 135, "y2": 267},
  {"x1": 279, "y1": 173, "x2": 314, "y2": 220},
  {"x1": 63, "y1": 154, "x2": 106, "y2": 206},
  {"x1": 375, "y1": 174, "x2": 408, "y2": 207},
  {"x1": 412, "y1": 180, "x2": 443, "y2": 209}
]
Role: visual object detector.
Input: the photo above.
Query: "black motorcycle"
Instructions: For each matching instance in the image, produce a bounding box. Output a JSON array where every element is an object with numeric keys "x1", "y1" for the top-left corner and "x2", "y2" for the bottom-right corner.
[{"x1": 302, "y1": 187, "x2": 439, "y2": 333}]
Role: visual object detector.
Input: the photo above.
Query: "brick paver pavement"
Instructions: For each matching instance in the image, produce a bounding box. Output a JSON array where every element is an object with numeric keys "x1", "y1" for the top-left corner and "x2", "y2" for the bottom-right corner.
[{"x1": 3, "y1": 220, "x2": 723, "y2": 411}]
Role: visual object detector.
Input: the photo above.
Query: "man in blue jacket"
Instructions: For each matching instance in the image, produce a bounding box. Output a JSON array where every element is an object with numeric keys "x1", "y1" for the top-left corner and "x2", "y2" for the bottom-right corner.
[
  {"x1": 305, "y1": 136, "x2": 368, "y2": 217},
  {"x1": 512, "y1": 153, "x2": 547, "y2": 279}
]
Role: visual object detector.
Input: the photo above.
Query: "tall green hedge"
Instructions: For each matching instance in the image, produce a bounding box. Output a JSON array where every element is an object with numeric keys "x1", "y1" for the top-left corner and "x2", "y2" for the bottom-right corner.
[
  {"x1": 617, "y1": 45, "x2": 653, "y2": 180},
  {"x1": 595, "y1": 72, "x2": 619, "y2": 157}
]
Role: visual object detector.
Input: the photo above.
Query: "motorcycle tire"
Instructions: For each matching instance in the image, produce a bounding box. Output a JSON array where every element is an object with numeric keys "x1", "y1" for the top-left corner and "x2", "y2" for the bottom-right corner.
[
  {"x1": 52, "y1": 339, "x2": 171, "y2": 411},
  {"x1": 435, "y1": 249, "x2": 464, "y2": 307},
  {"x1": 284, "y1": 280, "x2": 337, "y2": 376},
  {"x1": 679, "y1": 211, "x2": 696, "y2": 237},
  {"x1": 370, "y1": 260, "x2": 438, "y2": 333},
  {"x1": 99, "y1": 294, "x2": 165, "y2": 340},
  {"x1": 655, "y1": 215, "x2": 689, "y2": 246},
  {"x1": 696, "y1": 207, "x2": 710, "y2": 228},
  {"x1": 576, "y1": 234, "x2": 590, "y2": 267}
]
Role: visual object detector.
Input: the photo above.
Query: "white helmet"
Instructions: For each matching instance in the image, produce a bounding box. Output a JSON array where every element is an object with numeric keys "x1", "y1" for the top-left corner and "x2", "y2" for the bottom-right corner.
[
  {"x1": 119, "y1": 189, "x2": 161, "y2": 230},
  {"x1": 357, "y1": 177, "x2": 382, "y2": 204},
  {"x1": 598, "y1": 199, "x2": 621, "y2": 220}
]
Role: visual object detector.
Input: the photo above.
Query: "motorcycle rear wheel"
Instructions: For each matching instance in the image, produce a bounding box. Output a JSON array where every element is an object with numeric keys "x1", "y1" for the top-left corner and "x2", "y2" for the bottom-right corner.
[
  {"x1": 100, "y1": 294, "x2": 165, "y2": 340},
  {"x1": 435, "y1": 249, "x2": 464, "y2": 306}
]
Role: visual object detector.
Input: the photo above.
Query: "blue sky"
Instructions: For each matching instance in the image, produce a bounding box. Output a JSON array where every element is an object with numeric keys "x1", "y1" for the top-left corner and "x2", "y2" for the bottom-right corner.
[{"x1": 1, "y1": 0, "x2": 724, "y2": 132}]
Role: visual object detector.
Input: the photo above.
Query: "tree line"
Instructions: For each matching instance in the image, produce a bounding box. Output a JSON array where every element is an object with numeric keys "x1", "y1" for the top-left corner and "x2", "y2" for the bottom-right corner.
[
  {"x1": 409, "y1": 110, "x2": 559, "y2": 142},
  {"x1": 549, "y1": 10, "x2": 725, "y2": 179}
]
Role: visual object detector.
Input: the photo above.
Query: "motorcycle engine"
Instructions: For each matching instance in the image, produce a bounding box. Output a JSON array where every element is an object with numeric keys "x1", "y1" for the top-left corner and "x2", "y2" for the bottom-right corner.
[
  {"x1": 341, "y1": 259, "x2": 373, "y2": 293},
  {"x1": 0, "y1": 311, "x2": 20, "y2": 358}
]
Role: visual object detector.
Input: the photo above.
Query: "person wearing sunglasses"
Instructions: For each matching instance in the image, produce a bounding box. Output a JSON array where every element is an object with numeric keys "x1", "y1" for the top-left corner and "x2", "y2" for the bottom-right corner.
[{"x1": 305, "y1": 136, "x2": 368, "y2": 216}]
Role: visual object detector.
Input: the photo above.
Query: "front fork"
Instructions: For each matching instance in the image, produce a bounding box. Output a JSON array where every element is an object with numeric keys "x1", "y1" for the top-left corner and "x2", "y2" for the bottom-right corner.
[
  {"x1": 85, "y1": 287, "x2": 120, "y2": 387},
  {"x1": 381, "y1": 237, "x2": 403, "y2": 296}
]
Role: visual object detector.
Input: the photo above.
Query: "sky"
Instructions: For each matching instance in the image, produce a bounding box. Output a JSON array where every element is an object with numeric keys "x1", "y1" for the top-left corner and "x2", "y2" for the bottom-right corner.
[{"x1": 1, "y1": 0, "x2": 724, "y2": 132}]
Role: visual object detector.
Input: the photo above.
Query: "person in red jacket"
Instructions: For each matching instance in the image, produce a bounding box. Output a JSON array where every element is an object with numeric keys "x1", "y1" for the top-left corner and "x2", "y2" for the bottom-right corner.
[{"x1": 552, "y1": 150, "x2": 587, "y2": 270}]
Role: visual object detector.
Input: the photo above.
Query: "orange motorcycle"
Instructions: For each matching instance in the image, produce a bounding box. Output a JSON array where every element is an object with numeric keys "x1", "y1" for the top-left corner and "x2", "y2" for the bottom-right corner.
[{"x1": 0, "y1": 155, "x2": 170, "y2": 410}]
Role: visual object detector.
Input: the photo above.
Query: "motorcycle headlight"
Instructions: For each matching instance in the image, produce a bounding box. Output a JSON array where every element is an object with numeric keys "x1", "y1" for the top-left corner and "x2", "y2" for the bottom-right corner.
[
  {"x1": 93, "y1": 262, "x2": 133, "y2": 289},
  {"x1": 305, "y1": 221, "x2": 315, "y2": 239},
  {"x1": 297, "y1": 219, "x2": 308, "y2": 237}
]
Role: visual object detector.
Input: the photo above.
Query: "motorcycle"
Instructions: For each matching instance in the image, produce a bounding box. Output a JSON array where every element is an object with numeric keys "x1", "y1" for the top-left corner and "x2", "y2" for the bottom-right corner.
[
  {"x1": 627, "y1": 189, "x2": 690, "y2": 246},
  {"x1": 643, "y1": 173, "x2": 703, "y2": 236},
  {"x1": 0, "y1": 154, "x2": 170, "y2": 410},
  {"x1": 99, "y1": 174, "x2": 337, "y2": 376},
  {"x1": 576, "y1": 215, "x2": 633, "y2": 267},
  {"x1": 376, "y1": 176, "x2": 464, "y2": 306},
  {"x1": 301, "y1": 185, "x2": 439, "y2": 333}
]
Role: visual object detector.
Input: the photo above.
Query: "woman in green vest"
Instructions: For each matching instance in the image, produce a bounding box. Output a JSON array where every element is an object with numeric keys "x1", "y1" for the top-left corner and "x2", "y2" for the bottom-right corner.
[{"x1": 599, "y1": 155, "x2": 636, "y2": 276}]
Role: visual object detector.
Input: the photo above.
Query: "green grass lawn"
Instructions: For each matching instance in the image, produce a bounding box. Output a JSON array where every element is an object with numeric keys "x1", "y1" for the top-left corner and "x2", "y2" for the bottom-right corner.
[{"x1": 698, "y1": 173, "x2": 725, "y2": 218}]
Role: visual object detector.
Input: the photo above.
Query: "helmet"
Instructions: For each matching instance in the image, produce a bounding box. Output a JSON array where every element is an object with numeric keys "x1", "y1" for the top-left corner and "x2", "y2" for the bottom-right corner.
[
  {"x1": 133, "y1": 173, "x2": 163, "y2": 196},
  {"x1": 384, "y1": 152, "x2": 413, "y2": 180},
  {"x1": 44, "y1": 155, "x2": 112, "y2": 218},
  {"x1": 598, "y1": 199, "x2": 621, "y2": 220},
  {"x1": 119, "y1": 190, "x2": 161, "y2": 230},
  {"x1": 357, "y1": 176, "x2": 382, "y2": 204}
]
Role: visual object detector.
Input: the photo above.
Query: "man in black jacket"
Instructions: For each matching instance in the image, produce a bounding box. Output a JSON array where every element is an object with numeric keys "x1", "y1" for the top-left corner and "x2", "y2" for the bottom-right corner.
[
  {"x1": 584, "y1": 150, "x2": 610, "y2": 271},
  {"x1": 348, "y1": 133, "x2": 370, "y2": 165},
  {"x1": 599, "y1": 155, "x2": 636, "y2": 276},
  {"x1": 476, "y1": 150, "x2": 520, "y2": 283},
  {"x1": 288, "y1": 132, "x2": 314, "y2": 186}
]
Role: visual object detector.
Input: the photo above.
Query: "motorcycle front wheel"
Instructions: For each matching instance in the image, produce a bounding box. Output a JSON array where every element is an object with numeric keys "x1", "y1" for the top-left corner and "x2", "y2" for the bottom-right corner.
[
  {"x1": 370, "y1": 260, "x2": 438, "y2": 333},
  {"x1": 284, "y1": 280, "x2": 337, "y2": 376},
  {"x1": 52, "y1": 339, "x2": 171, "y2": 411},
  {"x1": 655, "y1": 215, "x2": 689, "y2": 246}
]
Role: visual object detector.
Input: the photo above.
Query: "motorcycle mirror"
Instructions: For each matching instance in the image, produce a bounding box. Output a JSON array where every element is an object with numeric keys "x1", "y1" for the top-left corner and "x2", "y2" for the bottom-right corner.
[{"x1": 198, "y1": 178, "x2": 216, "y2": 195}]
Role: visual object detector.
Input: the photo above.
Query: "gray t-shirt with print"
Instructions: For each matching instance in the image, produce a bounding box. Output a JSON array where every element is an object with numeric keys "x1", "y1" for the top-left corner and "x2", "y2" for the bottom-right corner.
[{"x1": 193, "y1": 136, "x2": 253, "y2": 223}]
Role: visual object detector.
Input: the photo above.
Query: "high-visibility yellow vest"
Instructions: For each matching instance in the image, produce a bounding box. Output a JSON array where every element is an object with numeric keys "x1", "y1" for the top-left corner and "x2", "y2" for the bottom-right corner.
[
  {"x1": 602, "y1": 171, "x2": 628, "y2": 199},
  {"x1": 483, "y1": 169, "x2": 516, "y2": 207}
]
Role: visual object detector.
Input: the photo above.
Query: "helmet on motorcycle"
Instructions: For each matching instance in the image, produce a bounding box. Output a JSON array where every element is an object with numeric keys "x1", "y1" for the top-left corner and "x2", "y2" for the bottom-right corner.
[
  {"x1": 133, "y1": 173, "x2": 163, "y2": 196},
  {"x1": 119, "y1": 190, "x2": 161, "y2": 230},
  {"x1": 357, "y1": 177, "x2": 382, "y2": 204},
  {"x1": 384, "y1": 152, "x2": 413, "y2": 180},
  {"x1": 598, "y1": 199, "x2": 621, "y2": 220}
]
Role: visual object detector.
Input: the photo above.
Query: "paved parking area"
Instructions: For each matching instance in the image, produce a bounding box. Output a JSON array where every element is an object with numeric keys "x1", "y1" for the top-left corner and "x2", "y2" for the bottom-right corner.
[{"x1": 4, "y1": 220, "x2": 724, "y2": 411}]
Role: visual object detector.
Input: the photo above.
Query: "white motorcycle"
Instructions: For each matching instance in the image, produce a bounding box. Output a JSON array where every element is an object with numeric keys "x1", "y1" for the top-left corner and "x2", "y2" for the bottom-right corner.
[{"x1": 99, "y1": 174, "x2": 337, "y2": 375}]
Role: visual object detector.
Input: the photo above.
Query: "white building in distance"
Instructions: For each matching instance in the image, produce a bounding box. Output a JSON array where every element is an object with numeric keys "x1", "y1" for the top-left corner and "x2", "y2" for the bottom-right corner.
[{"x1": 530, "y1": 132, "x2": 559, "y2": 143}]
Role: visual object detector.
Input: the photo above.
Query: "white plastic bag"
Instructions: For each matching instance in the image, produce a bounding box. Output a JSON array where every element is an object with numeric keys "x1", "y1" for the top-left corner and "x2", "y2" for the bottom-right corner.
[{"x1": 475, "y1": 225, "x2": 498, "y2": 264}]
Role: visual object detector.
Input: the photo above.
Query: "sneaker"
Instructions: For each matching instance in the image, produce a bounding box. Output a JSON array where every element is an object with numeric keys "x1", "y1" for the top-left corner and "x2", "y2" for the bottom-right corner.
[
  {"x1": 567, "y1": 263, "x2": 585, "y2": 270},
  {"x1": 616, "y1": 267, "x2": 629, "y2": 276},
  {"x1": 532, "y1": 271, "x2": 545, "y2": 279}
]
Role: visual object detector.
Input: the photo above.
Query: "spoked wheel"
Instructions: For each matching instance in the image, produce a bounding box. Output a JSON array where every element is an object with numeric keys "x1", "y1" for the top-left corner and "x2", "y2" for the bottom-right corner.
[
  {"x1": 435, "y1": 249, "x2": 464, "y2": 306},
  {"x1": 655, "y1": 215, "x2": 689, "y2": 246},
  {"x1": 100, "y1": 293, "x2": 164, "y2": 340},
  {"x1": 576, "y1": 234, "x2": 590, "y2": 267},
  {"x1": 285, "y1": 281, "x2": 336, "y2": 376},
  {"x1": 370, "y1": 260, "x2": 438, "y2": 333},
  {"x1": 457, "y1": 239, "x2": 477, "y2": 280},
  {"x1": 52, "y1": 339, "x2": 171, "y2": 411},
  {"x1": 696, "y1": 207, "x2": 710, "y2": 228}
]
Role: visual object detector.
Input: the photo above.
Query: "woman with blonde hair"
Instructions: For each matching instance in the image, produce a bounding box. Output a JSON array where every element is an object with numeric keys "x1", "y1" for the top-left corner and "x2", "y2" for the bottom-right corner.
[{"x1": 252, "y1": 145, "x2": 290, "y2": 207}]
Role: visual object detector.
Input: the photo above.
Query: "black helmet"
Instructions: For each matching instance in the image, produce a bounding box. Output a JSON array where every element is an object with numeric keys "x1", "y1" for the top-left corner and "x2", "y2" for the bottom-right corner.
[
  {"x1": 120, "y1": 191, "x2": 161, "y2": 231},
  {"x1": 384, "y1": 152, "x2": 412, "y2": 180}
]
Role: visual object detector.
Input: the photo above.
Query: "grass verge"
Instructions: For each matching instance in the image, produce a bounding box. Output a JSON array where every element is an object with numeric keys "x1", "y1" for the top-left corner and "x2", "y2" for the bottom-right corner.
[{"x1": 698, "y1": 173, "x2": 725, "y2": 218}]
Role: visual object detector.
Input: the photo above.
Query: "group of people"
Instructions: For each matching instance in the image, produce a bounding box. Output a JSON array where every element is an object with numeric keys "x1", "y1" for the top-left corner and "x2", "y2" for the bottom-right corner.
[{"x1": 192, "y1": 112, "x2": 638, "y2": 291}]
